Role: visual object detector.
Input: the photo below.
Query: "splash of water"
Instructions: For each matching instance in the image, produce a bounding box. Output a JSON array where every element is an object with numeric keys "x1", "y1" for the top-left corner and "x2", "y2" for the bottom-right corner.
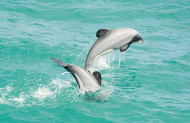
[
  {"x1": 76, "y1": 36, "x2": 96, "y2": 64},
  {"x1": 88, "y1": 50, "x2": 122, "y2": 72},
  {"x1": 32, "y1": 85, "x2": 56, "y2": 101}
]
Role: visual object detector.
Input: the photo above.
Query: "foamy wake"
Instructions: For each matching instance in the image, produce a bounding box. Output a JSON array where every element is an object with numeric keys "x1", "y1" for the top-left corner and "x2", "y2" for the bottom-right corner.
[
  {"x1": 31, "y1": 77, "x2": 73, "y2": 101},
  {"x1": 32, "y1": 86, "x2": 56, "y2": 100},
  {"x1": 0, "y1": 74, "x2": 75, "y2": 107},
  {"x1": 71, "y1": 87, "x2": 109, "y2": 102},
  {"x1": 8, "y1": 92, "x2": 27, "y2": 104},
  {"x1": 0, "y1": 85, "x2": 13, "y2": 105}
]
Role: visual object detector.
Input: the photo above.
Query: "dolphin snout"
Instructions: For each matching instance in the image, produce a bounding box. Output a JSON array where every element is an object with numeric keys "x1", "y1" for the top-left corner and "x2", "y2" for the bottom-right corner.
[
  {"x1": 139, "y1": 34, "x2": 143, "y2": 43},
  {"x1": 131, "y1": 33, "x2": 143, "y2": 43},
  {"x1": 139, "y1": 36, "x2": 143, "y2": 43}
]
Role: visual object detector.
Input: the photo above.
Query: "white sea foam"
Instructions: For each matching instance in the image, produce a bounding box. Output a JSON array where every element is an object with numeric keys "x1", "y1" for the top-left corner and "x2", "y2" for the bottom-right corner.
[
  {"x1": 31, "y1": 76, "x2": 73, "y2": 101},
  {"x1": 8, "y1": 92, "x2": 27, "y2": 104},
  {"x1": 0, "y1": 85, "x2": 14, "y2": 105},
  {"x1": 51, "y1": 78, "x2": 71, "y2": 88},
  {"x1": 32, "y1": 86, "x2": 55, "y2": 100},
  {"x1": 0, "y1": 85, "x2": 26, "y2": 106}
]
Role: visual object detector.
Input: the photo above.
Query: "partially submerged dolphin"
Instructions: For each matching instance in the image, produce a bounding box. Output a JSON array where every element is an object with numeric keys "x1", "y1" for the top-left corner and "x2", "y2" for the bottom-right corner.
[
  {"x1": 85, "y1": 28, "x2": 143, "y2": 69},
  {"x1": 50, "y1": 58, "x2": 101, "y2": 93}
]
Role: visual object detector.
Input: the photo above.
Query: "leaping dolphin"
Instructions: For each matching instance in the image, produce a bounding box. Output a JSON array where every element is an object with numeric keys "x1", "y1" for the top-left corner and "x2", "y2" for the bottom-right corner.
[
  {"x1": 84, "y1": 28, "x2": 143, "y2": 69},
  {"x1": 50, "y1": 58, "x2": 101, "y2": 93}
]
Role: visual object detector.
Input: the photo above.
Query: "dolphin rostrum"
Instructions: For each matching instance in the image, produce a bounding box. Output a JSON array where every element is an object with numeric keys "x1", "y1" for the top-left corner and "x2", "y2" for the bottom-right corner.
[
  {"x1": 50, "y1": 58, "x2": 101, "y2": 93},
  {"x1": 85, "y1": 28, "x2": 143, "y2": 69}
]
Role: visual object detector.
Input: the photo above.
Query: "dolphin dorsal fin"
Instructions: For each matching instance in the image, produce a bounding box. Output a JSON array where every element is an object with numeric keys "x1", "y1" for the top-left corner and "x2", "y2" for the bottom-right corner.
[
  {"x1": 120, "y1": 44, "x2": 130, "y2": 52},
  {"x1": 93, "y1": 71, "x2": 101, "y2": 86},
  {"x1": 96, "y1": 29, "x2": 109, "y2": 38}
]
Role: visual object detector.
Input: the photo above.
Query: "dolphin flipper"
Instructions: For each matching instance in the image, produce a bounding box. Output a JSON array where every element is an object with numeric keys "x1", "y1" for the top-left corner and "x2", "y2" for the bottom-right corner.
[
  {"x1": 50, "y1": 58, "x2": 66, "y2": 67},
  {"x1": 96, "y1": 29, "x2": 109, "y2": 38},
  {"x1": 93, "y1": 71, "x2": 101, "y2": 85},
  {"x1": 120, "y1": 44, "x2": 130, "y2": 52}
]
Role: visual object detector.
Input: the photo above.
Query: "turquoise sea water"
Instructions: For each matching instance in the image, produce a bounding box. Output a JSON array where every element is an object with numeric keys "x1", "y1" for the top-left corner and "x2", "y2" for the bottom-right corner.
[{"x1": 0, "y1": 0, "x2": 190, "y2": 122}]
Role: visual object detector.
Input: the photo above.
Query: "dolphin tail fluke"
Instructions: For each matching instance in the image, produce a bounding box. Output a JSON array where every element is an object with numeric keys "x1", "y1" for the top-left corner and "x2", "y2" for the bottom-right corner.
[{"x1": 50, "y1": 58, "x2": 66, "y2": 67}]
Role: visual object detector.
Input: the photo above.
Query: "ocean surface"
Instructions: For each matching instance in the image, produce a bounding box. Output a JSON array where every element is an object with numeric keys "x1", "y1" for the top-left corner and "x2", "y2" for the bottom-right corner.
[{"x1": 0, "y1": 0, "x2": 190, "y2": 122}]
